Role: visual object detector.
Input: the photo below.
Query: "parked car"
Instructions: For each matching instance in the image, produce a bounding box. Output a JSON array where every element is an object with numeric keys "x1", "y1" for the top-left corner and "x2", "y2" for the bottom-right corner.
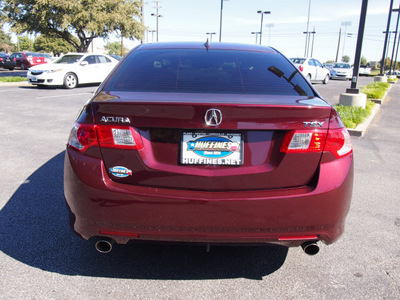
[
  {"x1": 0, "y1": 52, "x2": 17, "y2": 70},
  {"x1": 27, "y1": 53, "x2": 119, "y2": 88},
  {"x1": 323, "y1": 63, "x2": 334, "y2": 70},
  {"x1": 290, "y1": 57, "x2": 330, "y2": 84},
  {"x1": 9, "y1": 52, "x2": 48, "y2": 70},
  {"x1": 330, "y1": 63, "x2": 353, "y2": 80},
  {"x1": 64, "y1": 42, "x2": 353, "y2": 255},
  {"x1": 359, "y1": 65, "x2": 371, "y2": 76},
  {"x1": 110, "y1": 54, "x2": 122, "y2": 61},
  {"x1": 39, "y1": 53, "x2": 57, "y2": 62}
]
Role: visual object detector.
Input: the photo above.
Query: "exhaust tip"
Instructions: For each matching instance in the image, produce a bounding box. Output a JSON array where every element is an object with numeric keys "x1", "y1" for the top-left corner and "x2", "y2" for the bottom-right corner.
[
  {"x1": 95, "y1": 239, "x2": 113, "y2": 254},
  {"x1": 301, "y1": 241, "x2": 320, "y2": 256}
]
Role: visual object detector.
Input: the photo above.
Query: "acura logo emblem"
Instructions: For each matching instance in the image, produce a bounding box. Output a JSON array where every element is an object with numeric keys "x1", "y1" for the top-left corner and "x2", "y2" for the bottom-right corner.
[{"x1": 204, "y1": 109, "x2": 222, "y2": 126}]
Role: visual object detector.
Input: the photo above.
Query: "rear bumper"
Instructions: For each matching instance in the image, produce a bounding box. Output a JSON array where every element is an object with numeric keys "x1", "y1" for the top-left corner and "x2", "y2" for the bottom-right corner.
[{"x1": 64, "y1": 149, "x2": 353, "y2": 247}]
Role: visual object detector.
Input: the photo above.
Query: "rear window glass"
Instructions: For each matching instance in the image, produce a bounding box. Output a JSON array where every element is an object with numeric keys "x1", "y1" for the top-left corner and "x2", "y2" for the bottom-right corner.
[{"x1": 104, "y1": 49, "x2": 314, "y2": 96}]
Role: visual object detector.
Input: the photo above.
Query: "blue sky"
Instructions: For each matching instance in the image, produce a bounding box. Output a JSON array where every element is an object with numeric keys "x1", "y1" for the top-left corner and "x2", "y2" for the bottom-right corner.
[
  {"x1": 3, "y1": 0, "x2": 396, "y2": 63},
  {"x1": 134, "y1": 0, "x2": 394, "y2": 63}
]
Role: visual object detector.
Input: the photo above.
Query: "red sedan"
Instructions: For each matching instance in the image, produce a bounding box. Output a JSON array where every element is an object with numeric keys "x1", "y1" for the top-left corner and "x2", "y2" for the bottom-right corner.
[{"x1": 64, "y1": 42, "x2": 353, "y2": 255}]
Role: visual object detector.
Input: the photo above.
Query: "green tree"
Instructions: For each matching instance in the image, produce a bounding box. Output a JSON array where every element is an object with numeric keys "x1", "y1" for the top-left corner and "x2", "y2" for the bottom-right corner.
[
  {"x1": 360, "y1": 56, "x2": 368, "y2": 66},
  {"x1": 342, "y1": 55, "x2": 350, "y2": 63},
  {"x1": 105, "y1": 41, "x2": 129, "y2": 56},
  {"x1": 0, "y1": 28, "x2": 13, "y2": 52},
  {"x1": 1, "y1": 0, "x2": 145, "y2": 53},
  {"x1": 18, "y1": 35, "x2": 33, "y2": 51},
  {"x1": 33, "y1": 34, "x2": 76, "y2": 56}
]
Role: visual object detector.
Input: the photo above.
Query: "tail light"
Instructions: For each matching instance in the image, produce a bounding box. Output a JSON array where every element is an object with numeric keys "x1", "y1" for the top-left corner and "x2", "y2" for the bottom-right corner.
[
  {"x1": 281, "y1": 128, "x2": 352, "y2": 158},
  {"x1": 299, "y1": 65, "x2": 304, "y2": 72},
  {"x1": 0, "y1": 58, "x2": 3, "y2": 62},
  {"x1": 67, "y1": 122, "x2": 143, "y2": 152}
]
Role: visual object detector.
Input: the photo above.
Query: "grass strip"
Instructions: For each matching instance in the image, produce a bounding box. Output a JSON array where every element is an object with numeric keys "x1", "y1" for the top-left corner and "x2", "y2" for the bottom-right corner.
[
  {"x1": 0, "y1": 76, "x2": 27, "y2": 82},
  {"x1": 360, "y1": 82, "x2": 390, "y2": 99}
]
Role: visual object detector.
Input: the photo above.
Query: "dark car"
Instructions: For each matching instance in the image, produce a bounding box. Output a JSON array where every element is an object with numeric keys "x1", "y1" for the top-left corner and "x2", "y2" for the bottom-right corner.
[
  {"x1": 0, "y1": 52, "x2": 17, "y2": 70},
  {"x1": 9, "y1": 52, "x2": 48, "y2": 70},
  {"x1": 64, "y1": 42, "x2": 353, "y2": 255}
]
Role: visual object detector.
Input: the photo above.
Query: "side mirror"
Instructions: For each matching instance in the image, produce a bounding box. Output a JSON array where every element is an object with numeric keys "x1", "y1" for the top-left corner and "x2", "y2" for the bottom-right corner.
[{"x1": 80, "y1": 61, "x2": 89, "y2": 66}]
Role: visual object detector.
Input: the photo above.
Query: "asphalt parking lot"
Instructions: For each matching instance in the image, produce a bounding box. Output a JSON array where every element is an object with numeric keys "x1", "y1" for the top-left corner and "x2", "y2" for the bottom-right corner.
[{"x1": 0, "y1": 79, "x2": 399, "y2": 299}]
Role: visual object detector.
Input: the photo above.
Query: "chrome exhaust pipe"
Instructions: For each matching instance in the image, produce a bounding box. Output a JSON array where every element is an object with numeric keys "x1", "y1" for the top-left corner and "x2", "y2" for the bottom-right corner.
[
  {"x1": 95, "y1": 239, "x2": 114, "y2": 254},
  {"x1": 301, "y1": 241, "x2": 320, "y2": 256}
]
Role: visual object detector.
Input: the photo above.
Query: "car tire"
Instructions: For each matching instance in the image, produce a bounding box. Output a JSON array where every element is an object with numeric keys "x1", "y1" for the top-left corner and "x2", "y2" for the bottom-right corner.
[
  {"x1": 323, "y1": 75, "x2": 329, "y2": 84},
  {"x1": 64, "y1": 73, "x2": 78, "y2": 89}
]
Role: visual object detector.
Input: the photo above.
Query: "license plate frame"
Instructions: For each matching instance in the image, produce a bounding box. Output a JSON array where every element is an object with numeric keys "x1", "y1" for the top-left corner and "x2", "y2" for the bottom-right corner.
[{"x1": 181, "y1": 132, "x2": 243, "y2": 166}]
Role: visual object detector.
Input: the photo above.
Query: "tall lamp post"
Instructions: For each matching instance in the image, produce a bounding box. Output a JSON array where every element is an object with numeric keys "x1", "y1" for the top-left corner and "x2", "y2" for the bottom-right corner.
[
  {"x1": 380, "y1": 0, "x2": 395, "y2": 75},
  {"x1": 251, "y1": 32, "x2": 261, "y2": 45},
  {"x1": 206, "y1": 32, "x2": 216, "y2": 42},
  {"x1": 389, "y1": 6, "x2": 400, "y2": 74},
  {"x1": 151, "y1": 1, "x2": 163, "y2": 42},
  {"x1": 219, "y1": 0, "x2": 230, "y2": 42},
  {"x1": 265, "y1": 23, "x2": 274, "y2": 46},
  {"x1": 257, "y1": 10, "x2": 271, "y2": 45}
]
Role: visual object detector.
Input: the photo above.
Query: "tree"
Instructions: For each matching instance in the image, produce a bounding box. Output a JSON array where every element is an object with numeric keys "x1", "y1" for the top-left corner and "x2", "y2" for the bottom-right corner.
[
  {"x1": 360, "y1": 56, "x2": 368, "y2": 66},
  {"x1": 0, "y1": 28, "x2": 13, "y2": 52},
  {"x1": 342, "y1": 55, "x2": 350, "y2": 63},
  {"x1": 1, "y1": 0, "x2": 145, "y2": 53},
  {"x1": 33, "y1": 34, "x2": 76, "y2": 56},
  {"x1": 105, "y1": 41, "x2": 129, "y2": 56},
  {"x1": 18, "y1": 35, "x2": 33, "y2": 51}
]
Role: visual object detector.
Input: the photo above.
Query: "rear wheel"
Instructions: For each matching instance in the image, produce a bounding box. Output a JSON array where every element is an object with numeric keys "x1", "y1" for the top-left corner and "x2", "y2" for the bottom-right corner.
[{"x1": 64, "y1": 73, "x2": 78, "y2": 89}]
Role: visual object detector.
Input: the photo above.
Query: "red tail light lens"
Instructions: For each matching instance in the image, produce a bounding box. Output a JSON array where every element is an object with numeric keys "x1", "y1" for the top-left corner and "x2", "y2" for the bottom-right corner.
[
  {"x1": 281, "y1": 128, "x2": 352, "y2": 158},
  {"x1": 0, "y1": 58, "x2": 3, "y2": 62},
  {"x1": 299, "y1": 65, "x2": 304, "y2": 72},
  {"x1": 68, "y1": 122, "x2": 143, "y2": 152}
]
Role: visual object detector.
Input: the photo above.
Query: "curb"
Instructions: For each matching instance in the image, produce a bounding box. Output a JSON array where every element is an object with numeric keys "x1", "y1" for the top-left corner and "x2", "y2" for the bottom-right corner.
[
  {"x1": 346, "y1": 83, "x2": 392, "y2": 137},
  {"x1": 0, "y1": 81, "x2": 29, "y2": 87}
]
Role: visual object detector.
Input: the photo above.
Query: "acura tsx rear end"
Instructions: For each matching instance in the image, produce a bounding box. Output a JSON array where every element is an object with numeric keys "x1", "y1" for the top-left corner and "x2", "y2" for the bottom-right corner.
[{"x1": 64, "y1": 42, "x2": 353, "y2": 254}]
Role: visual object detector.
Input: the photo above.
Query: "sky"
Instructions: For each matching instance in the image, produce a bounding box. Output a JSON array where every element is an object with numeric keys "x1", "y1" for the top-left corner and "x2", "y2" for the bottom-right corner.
[
  {"x1": 132, "y1": 0, "x2": 395, "y2": 63},
  {"x1": 3, "y1": 0, "x2": 397, "y2": 63}
]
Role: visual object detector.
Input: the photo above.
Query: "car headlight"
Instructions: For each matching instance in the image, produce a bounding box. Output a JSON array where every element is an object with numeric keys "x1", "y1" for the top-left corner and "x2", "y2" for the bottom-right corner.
[{"x1": 46, "y1": 69, "x2": 63, "y2": 73}]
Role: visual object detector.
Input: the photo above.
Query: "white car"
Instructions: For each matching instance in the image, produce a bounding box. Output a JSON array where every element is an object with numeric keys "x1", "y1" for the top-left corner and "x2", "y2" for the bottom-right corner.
[
  {"x1": 290, "y1": 57, "x2": 330, "y2": 84},
  {"x1": 359, "y1": 65, "x2": 371, "y2": 76},
  {"x1": 330, "y1": 63, "x2": 353, "y2": 80},
  {"x1": 27, "y1": 53, "x2": 119, "y2": 89}
]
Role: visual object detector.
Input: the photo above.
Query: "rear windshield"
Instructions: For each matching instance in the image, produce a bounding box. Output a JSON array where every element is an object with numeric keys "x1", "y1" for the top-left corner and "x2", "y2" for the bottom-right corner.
[{"x1": 104, "y1": 49, "x2": 314, "y2": 96}]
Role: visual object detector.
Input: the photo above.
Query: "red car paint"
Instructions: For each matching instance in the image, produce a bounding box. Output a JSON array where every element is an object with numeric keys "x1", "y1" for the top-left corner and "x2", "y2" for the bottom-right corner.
[{"x1": 64, "y1": 42, "x2": 353, "y2": 250}]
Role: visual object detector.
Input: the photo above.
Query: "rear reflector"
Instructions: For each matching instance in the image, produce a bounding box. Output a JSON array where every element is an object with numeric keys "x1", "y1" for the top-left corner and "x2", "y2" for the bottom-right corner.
[
  {"x1": 281, "y1": 128, "x2": 352, "y2": 158},
  {"x1": 67, "y1": 122, "x2": 143, "y2": 152}
]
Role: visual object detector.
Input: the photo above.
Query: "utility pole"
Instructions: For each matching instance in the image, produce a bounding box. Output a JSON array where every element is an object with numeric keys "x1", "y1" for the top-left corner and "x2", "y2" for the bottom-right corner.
[
  {"x1": 341, "y1": 21, "x2": 352, "y2": 59},
  {"x1": 310, "y1": 28, "x2": 316, "y2": 57},
  {"x1": 304, "y1": 0, "x2": 311, "y2": 57},
  {"x1": 219, "y1": 0, "x2": 224, "y2": 42}
]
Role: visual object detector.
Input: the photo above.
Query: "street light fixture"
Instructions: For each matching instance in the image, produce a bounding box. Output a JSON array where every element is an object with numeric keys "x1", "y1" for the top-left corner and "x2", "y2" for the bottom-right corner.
[
  {"x1": 151, "y1": 1, "x2": 163, "y2": 42},
  {"x1": 257, "y1": 10, "x2": 271, "y2": 45},
  {"x1": 206, "y1": 32, "x2": 216, "y2": 42},
  {"x1": 251, "y1": 32, "x2": 261, "y2": 45}
]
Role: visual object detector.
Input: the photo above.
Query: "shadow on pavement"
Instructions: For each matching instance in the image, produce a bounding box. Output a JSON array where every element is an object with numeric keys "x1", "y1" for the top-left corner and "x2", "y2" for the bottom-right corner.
[{"x1": 0, "y1": 152, "x2": 288, "y2": 280}]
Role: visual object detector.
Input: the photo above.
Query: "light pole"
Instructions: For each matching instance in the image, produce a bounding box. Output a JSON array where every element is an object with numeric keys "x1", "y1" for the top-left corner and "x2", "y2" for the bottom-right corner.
[
  {"x1": 341, "y1": 21, "x2": 352, "y2": 59},
  {"x1": 148, "y1": 30, "x2": 156, "y2": 43},
  {"x1": 304, "y1": 0, "x2": 311, "y2": 57},
  {"x1": 265, "y1": 23, "x2": 274, "y2": 46},
  {"x1": 381, "y1": 0, "x2": 395, "y2": 75},
  {"x1": 251, "y1": 32, "x2": 261, "y2": 45},
  {"x1": 219, "y1": 0, "x2": 230, "y2": 42},
  {"x1": 151, "y1": 1, "x2": 163, "y2": 42},
  {"x1": 310, "y1": 28, "x2": 316, "y2": 57},
  {"x1": 389, "y1": 6, "x2": 400, "y2": 74},
  {"x1": 206, "y1": 32, "x2": 216, "y2": 42},
  {"x1": 257, "y1": 10, "x2": 271, "y2": 45}
]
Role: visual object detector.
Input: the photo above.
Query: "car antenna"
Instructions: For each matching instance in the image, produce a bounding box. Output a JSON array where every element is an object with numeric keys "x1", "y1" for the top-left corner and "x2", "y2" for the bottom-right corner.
[{"x1": 204, "y1": 38, "x2": 210, "y2": 51}]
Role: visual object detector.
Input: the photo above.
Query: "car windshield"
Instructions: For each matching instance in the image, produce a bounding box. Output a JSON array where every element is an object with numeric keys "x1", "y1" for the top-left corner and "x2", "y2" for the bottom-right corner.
[
  {"x1": 54, "y1": 55, "x2": 83, "y2": 64},
  {"x1": 333, "y1": 63, "x2": 350, "y2": 69},
  {"x1": 105, "y1": 49, "x2": 314, "y2": 96},
  {"x1": 290, "y1": 58, "x2": 306, "y2": 64}
]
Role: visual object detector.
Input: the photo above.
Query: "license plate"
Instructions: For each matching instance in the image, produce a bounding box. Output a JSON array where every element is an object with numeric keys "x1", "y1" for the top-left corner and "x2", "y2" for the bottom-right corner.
[{"x1": 181, "y1": 132, "x2": 243, "y2": 165}]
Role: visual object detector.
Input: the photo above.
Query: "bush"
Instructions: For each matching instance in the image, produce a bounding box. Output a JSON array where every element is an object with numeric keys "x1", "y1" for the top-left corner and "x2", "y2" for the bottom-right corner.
[
  {"x1": 335, "y1": 100, "x2": 375, "y2": 129},
  {"x1": 360, "y1": 82, "x2": 390, "y2": 99}
]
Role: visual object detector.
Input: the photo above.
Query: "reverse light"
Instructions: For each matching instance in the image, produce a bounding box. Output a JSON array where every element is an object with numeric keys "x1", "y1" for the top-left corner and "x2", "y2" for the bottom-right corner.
[
  {"x1": 281, "y1": 128, "x2": 352, "y2": 158},
  {"x1": 67, "y1": 122, "x2": 143, "y2": 152}
]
